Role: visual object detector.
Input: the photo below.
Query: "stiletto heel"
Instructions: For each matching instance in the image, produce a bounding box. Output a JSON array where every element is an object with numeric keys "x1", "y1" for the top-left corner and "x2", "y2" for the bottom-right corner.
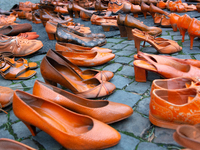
[
  {"x1": 143, "y1": 12, "x2": 147, "y2": 19},
  {"x1": 133, "y1": 36, "x2": 142, "y2": 52},
  {"x1": 47, "y1": 33, "x2": 55, "y2": 40},
  {"x1": 179, "y1": 28, "x2": 187, "y2": 42},
  {"x1": 141, "y1": 2, "x2": 150, "y2": 19},
  {"x1": 189, "y1": 35, "x2": 195, "y2": 50},
  {"x1": 125, "y1": 26, "x2": 134, "y2": 40},
  {"x1": 134, "y1": 65, "x2": 147, "y2": 82},
  {"x1": 74, "y1": 11, "x2": 79, "y2": 18},
  {"x1": 44, "y1": 78, "x2": 57, "y2": 87},
  {"x1": 118, "y1": 25, "x2": 127, "y2": 37},
  {"x1": 22, "y1": 121, "x2": 36, "y2": 136}
]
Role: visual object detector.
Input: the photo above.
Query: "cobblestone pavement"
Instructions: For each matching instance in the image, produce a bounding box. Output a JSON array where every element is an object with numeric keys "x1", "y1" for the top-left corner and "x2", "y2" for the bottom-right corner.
[{"x1": 1, "y1": 1, "x2": 200, "y2": 150}]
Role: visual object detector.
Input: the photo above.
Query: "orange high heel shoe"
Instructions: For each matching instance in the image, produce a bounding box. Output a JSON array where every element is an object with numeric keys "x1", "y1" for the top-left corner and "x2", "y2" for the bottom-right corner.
[
  {"x1": 33, "y1": 80, "x2": 133, "y2": 124},
  {"x1": 133, "y1": 51, "x2": 200, "y2": 82},
  {"x1": 188, "y1": 18, "x2": 200, "y2": 50},
  {"x1": 177, "y1": 14, "x2": 192, "y2": 42},
  {"x1": 168, "y1": 13, "x2": 180, "y2": 32},
  {"x1": 13, "y1": 90, "x2": 121, "y2": 149},
  {"x1": 141, "y1": 2, "x2": 150, "y2": 19}
]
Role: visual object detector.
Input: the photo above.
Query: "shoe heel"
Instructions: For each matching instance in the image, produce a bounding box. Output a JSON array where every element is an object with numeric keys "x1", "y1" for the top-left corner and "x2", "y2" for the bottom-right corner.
[
  {"x1": 47, "y1": 33, "x2": 55, "y2": 40},
  {"x1": 102, "y1": 26, "x2": 111, "y2": 32},
  {"x1": 118, "y1": 25, "x2": 127, "y2": 37},
  {"x1": 133, "y1": 37, "x2": 143, "y2": 52},
  {"x1": 44, "y1": 78, "x2": 57, "y2": 86},
  {"x1": 133, "y1": 13, "x2": 138, "y2": 18},
  {"x1": 189, "y1": 34, "x2": 195, "y2": 50},
  {"x1": 171, "y1": 24, "x2": 177, "y2": 32},
  {"x1": 74, "y1": 11, "x2": 80, "y2": 18},
  {"x1": 134, "y1": 65, "x2": 147, "y2": 82},
  {"x1": 179, "y1": 28, "x2": 187, "y2": 42},
  {"x1": 143, "y1": 12, "x2": 147, "y2": 19},
  {"x1": 125, "y1": 27, "x2": 134, "y2": 40},
  {"x1": 22, "y1": 121, "x2": 37, "y2": 136},
  {"x1": 68, "y1": 10, "x2": 73, "y2": 18}
]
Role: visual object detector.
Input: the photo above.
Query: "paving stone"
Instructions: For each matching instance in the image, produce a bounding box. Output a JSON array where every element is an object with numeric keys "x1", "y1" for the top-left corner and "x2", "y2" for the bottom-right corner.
[
  {"x1": 107, "y1": 38, "x2": 124, "y2": 43},
  {"x1": 112, "y1": 43, "x2": 128, "y2": 50},
  {"x1": 0, "y1": 128, "x2": 15, "y2": 139},
  {"x1": 105, "y1": 133, "x2": 140, "y2": 150},
  {"x1": 154, "y1": 127, "x2": 180, "y2": 146},
  {"x1": 12, "y1": 121, "x2": 32, "y2": 138},
  {"x1": 115, "y1": 50, "x2": 134, "y2": 57},
  {"x1": 0, "y1": 113, "x2": 8, "y2": 127},
  {"x1": 0, "y1": 78, "x2": 12, "y2": 86},
  {"x1": 21, "y1": 139, "x2": 39, "y2": 149},
  {"x1": 115, "y1": 57, "x2": 133, "y2": 64},
  {"x1": 173, "y1": 35, "x2": 189, "y2": 41},
  {"x1": 8, "y1": 83, "x2": 24, "y2": 91},
  {"x1": 92, "y1": 63, "x2": 108, "y2": 70},
  {"x1": 123, "y1": 45, "x2": 136, "y2": 52},
  {"x1": 173, "y1": 55, "x2": 192, "y2": 59},
  {"x1": 103, "y1": 63, "x2": 122, "y2": 72},
  {"x1": 121, "y1": 40, "x2": 135, "y2": 45},
  {"x1": 182, "y1": 40, "x2": 200, "y2": 47},
  {"x1": 23, "y1": 79, "x2": 37, "y2": 88},
  {"x1": 101, "y1": 43, "x2": 115, "y2": 49},
  {"x1": 168, "y1": 31, "x2": 180, "y2": 36},
  {"x1": 9, "y1": 110, "x2": 19, "y2": 123},
  {"x1": 141, "y1": 46, "x2": 158, "y2": 54},
  {"x1": 110, "y1": 75, "x2": 132, "y2": 89},
  {"x1": 194, "y1": 54, "x2": 200, "y2": 60},
  {"x1": 29, "y1": 54, "x2": 45, "y2": 62},
  {"x1": 125, "y1": 81, "x2": 151, "y2": 94},
  {"x1": 108, "y1": 90, "x2": 140, "y2": 107},
  {"x1": 35, "y1": 67, "x2": 42, "y2": 78},
  {"x1": 137, "y1": 142, "x2": 167, "y2": 150},
  {"x1": 129, "y1": 60, "x2": 134, "y2": 66},
  {"x1": 161, "y1": 30, "x2": 168, "y2": 36},
  {"x1": 160, "y1": 36, "x2": 172, "y2": 40},
  {"x1": 136, "y1": 97, "x2": 150, "y2": 116},
  {"x1": 117, "y1": 65, "x2": 134, "y2": 77},
  {"x1": 111, "y1": 112, "x2": 150, "y2": 137},
  {"x1": 33, "y1": 131, "x2": 62, "y2": 150},
  {"x1": 182, "y1": 46, "x2": 200, "y2": 54}
]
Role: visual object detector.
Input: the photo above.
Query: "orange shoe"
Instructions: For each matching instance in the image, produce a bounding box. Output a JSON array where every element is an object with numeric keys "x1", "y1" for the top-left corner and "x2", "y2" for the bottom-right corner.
[
  {"x1": 0, "y1": 138, "x2": 36, "y2": 150},
  {"x1": 177, "y1": 14, "x2": 192, "y2": 42},
  {"x1": 188, "y1": 18, "x2": 200, "y2": 50},
  {"x1": 157, "y1": 1, "x2": 166, "y2": 9},
  {"x1": 33, "y1": 80, "x2": 133, "y2": 124},
  {"x1": 150, "y1": 87, "x2": 200, "y2": 129},
  {"x1": 174, "y1": 124, "x2": 200, "y2": 150},
  {"x1": 168, "y1": 13, "x2": 180, "y2": 32},
  {"x1": 13, "y1": 90, "x2": 121, "y2": 149}
]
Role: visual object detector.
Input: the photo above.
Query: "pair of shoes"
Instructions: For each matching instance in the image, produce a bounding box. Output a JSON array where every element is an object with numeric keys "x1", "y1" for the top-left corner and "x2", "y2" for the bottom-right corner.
[
  {"x1": 0, "y1": 23, "x2": 32, "y2": 36},
  {"x1": 55, "y1": 42, "x2": 112, "y2": 53},
  {"x1": 90, "y1": 14, "x2": 117, "y2": 25},
  {"x1": 0, "y1": 14, "x2": 17, "y2": 27},
  {"x1": 133, "y1": 52, "x2": 200, "y2": 82},
  {"x1": 0, "y1": 35, "x2": 43, "y2": 57},
  {"x1": 55, "y1": 23, "x2": 106, "y2": 47},
  {"x1": 174, "y1": 124, "x2": 200, "y2": 150},
  {"x1": 0, "y1": 138, "x2": 36, "y2": 149},
  {"x1": 13, "y1": 88, "x2": 121, "y2": 149},
  {"x1": 0, "y1": 53, "x2": 38, "y2": 80},
  {"x1": 45, "y1": 20, "x2": 91, "y2": 40},
  {"x1": 167, "y1": 0, "x2": 197, "y2": 12},
  {"x1": 132, "y1": 29, "x2": 182, "y2": 54},
  {"x1": 117, "y1": 14, "x2": 162, "y2": 40},
  {"x1": 41, "y1": 49, "x2": 115, "y2": 98}
]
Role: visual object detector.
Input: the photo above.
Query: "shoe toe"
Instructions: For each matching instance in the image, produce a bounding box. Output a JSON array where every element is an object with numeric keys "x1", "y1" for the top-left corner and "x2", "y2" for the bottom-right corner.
[
  {"x1": 103, "y1": 81, "x2": 116, "y2": 95},
  {"x1": 101, "y1": 70, "x2": 114, "y2": 81}
]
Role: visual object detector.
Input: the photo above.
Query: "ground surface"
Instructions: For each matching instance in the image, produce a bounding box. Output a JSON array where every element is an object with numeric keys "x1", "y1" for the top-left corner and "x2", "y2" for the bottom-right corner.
[{"x1": 1, "y1": 0, "x2": 200, "y2": 150}]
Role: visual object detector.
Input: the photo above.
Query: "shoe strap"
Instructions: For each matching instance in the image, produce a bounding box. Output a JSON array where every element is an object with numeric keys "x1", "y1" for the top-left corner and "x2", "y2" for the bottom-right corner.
[{"x1": 0, "y1": 103, "x2": 8, "y2": 114}]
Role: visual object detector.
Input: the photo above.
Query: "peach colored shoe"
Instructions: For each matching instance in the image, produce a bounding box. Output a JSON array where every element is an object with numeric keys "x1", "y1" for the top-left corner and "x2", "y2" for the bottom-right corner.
[
  {"x1": 33, "y1": 80, "x2": 133, "y2": 124},
  {"x1": 0, "y1": 138, "x2": 36, "y2": 150},
  {"x1": 13, "y1": 90, "x2": 121, "y2": 149},
  {"x1": 173, "y1": 124, "x2": 200, "y2": 150},
  {"x1": 150, "y1": 87, "x2": 200, "y2": 129}
]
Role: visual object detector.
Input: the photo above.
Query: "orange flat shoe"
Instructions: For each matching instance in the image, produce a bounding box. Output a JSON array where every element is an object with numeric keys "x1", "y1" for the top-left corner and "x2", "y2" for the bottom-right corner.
[
  {"x1": 150, "y1": 87, "x2": 200, "y2": 129},
  {"x1": 40, "y1": 56, "x2": 116, "y2": 98},
  {"x1": 55, "y1": 42, "x2": 112, "y2": 53},
  {"x1": 132, "y1": 29, "x2": 182, "y2": 54},
  {"x1": 168, "y1": 13, "x2": 180, "y2": 32},
  {"x1": 0, "y1": 138, "x2": 36, "y2": 150},
  {"x1": 55, "y1": 50, "x2": 115, "y2": 67},
  {"x1": 13, "y1": 90, "x2": 121, "y2": 149},
  {"x1": 133, "y1": 51, "x2": 200, "y2": 82},
  {"x1": 46, "y1": 49, "x2": 114, "y2": 81},
  {"x1": 173, "y1": 124, "x2": 200, "y2": 150},
  {"x1": 188, "y1": 18, "x2": 200, "y2": 50},
  {"x1": 177, "y1": 14, "x2": 192, "y2": 42},
  {"x1": 33, "y1": 80, "x2": 133, "y2": 124}
]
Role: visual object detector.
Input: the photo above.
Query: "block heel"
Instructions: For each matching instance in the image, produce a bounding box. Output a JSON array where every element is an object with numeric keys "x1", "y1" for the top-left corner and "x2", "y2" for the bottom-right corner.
[
  {"x1": 134, "y1": 65, "x2": 147, "y2": 82},
  {"x1": 118, "y1": 25, "x2": 127, "y2": 37},
  {"x1": 47, "y1": 33, "x2": 55, "y2": 40},
  {"x1": 125, "y1": 26, "x2": 134, "y2": 40}
]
